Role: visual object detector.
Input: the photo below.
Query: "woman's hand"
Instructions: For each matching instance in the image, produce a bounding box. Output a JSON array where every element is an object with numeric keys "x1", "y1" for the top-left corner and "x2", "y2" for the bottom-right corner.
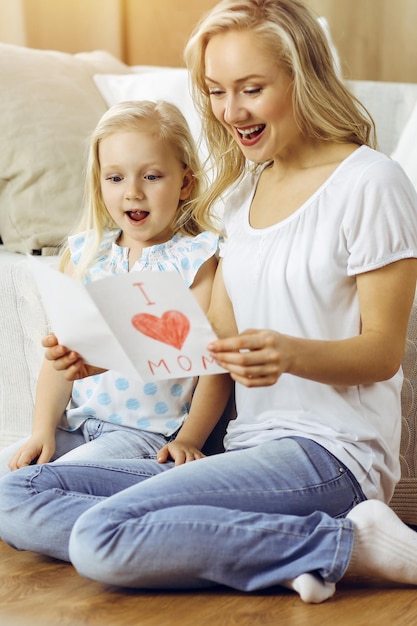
[
  {"x1": 157, "y1": 440, "x2": 206, "y2": 466},
  {"x1": 208, "y1": 328, "x2": 289, "y2": 387},
  {"x1": 42, "y1": 334, "x2": 106, "y2": 381}
]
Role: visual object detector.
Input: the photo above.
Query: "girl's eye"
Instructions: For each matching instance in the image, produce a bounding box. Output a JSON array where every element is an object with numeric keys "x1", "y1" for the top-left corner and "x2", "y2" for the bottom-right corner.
[
  {"x1": 144, "y1": 174, "x2": 161, "y2": 181},
  {"x1": 107, "y1": 175, "x2": 122, "y2": 183}
]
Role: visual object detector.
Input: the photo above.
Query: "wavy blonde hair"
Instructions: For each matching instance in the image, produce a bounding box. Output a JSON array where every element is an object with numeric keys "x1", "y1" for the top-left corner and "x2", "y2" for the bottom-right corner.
[
  {"x1": 184, "y1": 0, "x2": 376, "y2": 208},
  {"x1": 60, "y1": 100, "x2": 216, "y2": 278}
]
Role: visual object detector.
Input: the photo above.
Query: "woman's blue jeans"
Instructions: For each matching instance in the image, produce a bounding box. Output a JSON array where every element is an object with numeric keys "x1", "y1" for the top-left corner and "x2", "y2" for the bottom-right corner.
[{"x1": 0, "y1": 437, "x2": 364, "y2": 591}]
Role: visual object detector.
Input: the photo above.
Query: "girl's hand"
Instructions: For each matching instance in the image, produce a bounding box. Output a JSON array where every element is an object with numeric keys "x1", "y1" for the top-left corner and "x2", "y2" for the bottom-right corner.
[
  {"x1": 208, "y1": 328, "x2": 289, "y2": 387},
  {"x1": 157, "y1": 440, "x2": 206, "y2": 466},
  {"x1": 42, "y1": 334, "x2": 105, "y2": 381},
  {"x1": 8, "y1": 434, "x2": 56, "y2": 471}
]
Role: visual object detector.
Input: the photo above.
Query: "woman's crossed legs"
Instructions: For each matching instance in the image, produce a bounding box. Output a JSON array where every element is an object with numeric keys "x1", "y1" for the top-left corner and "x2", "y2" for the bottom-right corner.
[{"x1": 1, "y1": 437, "x2": 416, "y2": 601}]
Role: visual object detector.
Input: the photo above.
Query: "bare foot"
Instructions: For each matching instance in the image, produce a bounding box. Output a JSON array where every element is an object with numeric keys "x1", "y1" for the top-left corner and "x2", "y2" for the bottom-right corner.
[
  {"x1": 346, "y1": 499, "x2": 417, "y2": 584},
  {"x1": 283, "y1": 573, "x2": 336, "y2": 603}
]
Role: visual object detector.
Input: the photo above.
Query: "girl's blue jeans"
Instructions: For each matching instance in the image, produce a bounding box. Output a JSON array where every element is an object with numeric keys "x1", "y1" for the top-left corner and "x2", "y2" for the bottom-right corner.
[
  {"x1": 0, "y1": 436, "x2": 365, "y2": 591},
  {"x1": 0, "y1": 418, "x2": 173, "y2": 478}
]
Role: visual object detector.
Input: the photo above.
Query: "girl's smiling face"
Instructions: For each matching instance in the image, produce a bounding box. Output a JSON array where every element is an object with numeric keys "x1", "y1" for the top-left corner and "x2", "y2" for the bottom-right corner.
[
  {"x1": 99, "y1": 130, "x2": 193, "y2": 255},
  {"x1": 204, "y1": 29, "x2": 299, "y2": 163}
]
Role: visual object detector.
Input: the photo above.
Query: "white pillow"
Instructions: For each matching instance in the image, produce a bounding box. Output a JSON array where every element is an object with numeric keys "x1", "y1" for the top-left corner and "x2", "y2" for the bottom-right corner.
[
  {"x1": 391, "y1": 99, "x2": 417, "y2": 190},
  {"x1": 93, "y1": 69, "x2": 203, "y2": 150}
]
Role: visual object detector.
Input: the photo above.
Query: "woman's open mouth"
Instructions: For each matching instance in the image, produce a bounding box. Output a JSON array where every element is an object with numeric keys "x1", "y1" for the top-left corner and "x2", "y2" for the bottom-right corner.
[{"x1": 236, "y1": 124, "x2": 266, "y2": 145}]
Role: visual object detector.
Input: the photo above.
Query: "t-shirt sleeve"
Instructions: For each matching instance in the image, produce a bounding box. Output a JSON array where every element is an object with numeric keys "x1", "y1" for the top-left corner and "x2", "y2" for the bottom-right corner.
[{"x1": 344, "y1": 158, "x2": 417, "y2": 275}]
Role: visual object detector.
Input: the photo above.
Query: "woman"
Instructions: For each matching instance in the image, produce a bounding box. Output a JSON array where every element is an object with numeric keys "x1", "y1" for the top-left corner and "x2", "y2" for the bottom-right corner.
[{"x1": 1, "y1": 0, "x2": 417, "y2": 603}]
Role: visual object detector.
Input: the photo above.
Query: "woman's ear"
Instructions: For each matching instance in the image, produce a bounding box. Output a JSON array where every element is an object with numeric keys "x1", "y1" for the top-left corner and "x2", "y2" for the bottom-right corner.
[{"x1": 179, "y1": 167, "x2": 195, "y2": 200}]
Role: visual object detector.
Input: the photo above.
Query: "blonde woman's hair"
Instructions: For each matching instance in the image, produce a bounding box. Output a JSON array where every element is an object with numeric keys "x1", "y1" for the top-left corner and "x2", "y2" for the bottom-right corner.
[
  {"x1": 184, "y1": 0, "x2": 376, "y2": 208},
  {"x1": 60, "y1": 100, "x2": 215, "y2": 278}
]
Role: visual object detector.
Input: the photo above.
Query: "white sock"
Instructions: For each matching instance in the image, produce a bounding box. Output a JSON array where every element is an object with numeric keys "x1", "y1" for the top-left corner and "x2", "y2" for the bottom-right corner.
[
  {"x1": 346, "y1": 499, "x2": 417, "y2": 584},
  {"x1": 283, "y1": 573, "x2": 336, "y2": 603}
]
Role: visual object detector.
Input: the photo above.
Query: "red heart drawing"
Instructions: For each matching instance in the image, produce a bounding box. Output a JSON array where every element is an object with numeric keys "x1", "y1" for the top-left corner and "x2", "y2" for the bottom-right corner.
[{"x1": 131, "y1": 310, "x2": 190, "y2": 350}]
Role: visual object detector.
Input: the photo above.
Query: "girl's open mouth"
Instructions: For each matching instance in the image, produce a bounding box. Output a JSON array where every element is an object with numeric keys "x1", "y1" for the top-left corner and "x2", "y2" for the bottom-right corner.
[{"x1": 126, "y1": 210, "x2": 149, "y2": 222}]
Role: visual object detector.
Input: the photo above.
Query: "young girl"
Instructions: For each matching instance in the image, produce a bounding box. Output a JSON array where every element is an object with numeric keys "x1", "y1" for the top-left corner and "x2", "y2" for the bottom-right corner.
[
  {"x1": 0, "y1": 99, "x2": 224, "y2": 474},
  {"x1": 2, "y1": 0, "x2": 417, "y2": 604}
]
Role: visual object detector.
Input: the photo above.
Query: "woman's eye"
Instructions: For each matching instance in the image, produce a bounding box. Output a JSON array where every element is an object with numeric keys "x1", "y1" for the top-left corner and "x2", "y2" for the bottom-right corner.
[
  {"x1": 244, "y1": 87, "x2": 262, "y2": 96},
  {"x1": 208, "y1": 89, "x2": 224, "y2": 97}
]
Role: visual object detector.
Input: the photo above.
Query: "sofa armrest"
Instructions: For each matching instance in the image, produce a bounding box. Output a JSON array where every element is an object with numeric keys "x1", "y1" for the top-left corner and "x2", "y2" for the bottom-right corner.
[{"x1": 0, "y1": 248, "x2": 51, "y2": 449}]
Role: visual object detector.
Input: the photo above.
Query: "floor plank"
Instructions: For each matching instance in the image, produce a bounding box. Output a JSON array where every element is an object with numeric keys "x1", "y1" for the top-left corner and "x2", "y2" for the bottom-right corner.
[{"x1": 1, "y1": 539, "x2": 417, "y2": 625}]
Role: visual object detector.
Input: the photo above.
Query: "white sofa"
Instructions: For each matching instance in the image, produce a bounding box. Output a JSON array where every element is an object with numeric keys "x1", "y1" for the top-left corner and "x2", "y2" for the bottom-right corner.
[{"x1": 1, "y1": 42, "x2": 417, "y2": 524}]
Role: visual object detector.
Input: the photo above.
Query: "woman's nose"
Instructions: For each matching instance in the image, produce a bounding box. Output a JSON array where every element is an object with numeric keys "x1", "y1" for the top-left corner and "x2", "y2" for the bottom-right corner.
[{"x1": 223, "y1": 94, "x2": 246, "y2": 126}]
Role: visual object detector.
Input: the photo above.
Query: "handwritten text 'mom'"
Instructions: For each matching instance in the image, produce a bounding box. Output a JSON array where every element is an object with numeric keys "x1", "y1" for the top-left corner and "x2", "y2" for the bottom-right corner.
[{"x1": 146, "y1": 353, "x2": 218, "y2": 376}]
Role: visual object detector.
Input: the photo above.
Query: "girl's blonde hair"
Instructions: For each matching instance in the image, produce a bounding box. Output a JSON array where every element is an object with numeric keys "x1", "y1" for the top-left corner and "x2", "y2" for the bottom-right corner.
[
  {"x1": 60, "y1": 99, "x2": 215, "y2": 277},
  {"x1": 184, "y1": 0, "x2": 377, "y2": 207}
]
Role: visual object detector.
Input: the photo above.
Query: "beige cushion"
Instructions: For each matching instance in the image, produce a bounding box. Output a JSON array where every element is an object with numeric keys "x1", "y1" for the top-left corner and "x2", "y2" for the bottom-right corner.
[{"x1": 0, "y1": 43, "x2": 129, "y2": 254}]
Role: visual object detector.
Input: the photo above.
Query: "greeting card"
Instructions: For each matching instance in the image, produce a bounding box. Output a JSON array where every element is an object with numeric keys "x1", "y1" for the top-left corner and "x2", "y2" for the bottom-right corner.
[{"x1": 28, "y1": 257, "x2": 224, "y2": 381}]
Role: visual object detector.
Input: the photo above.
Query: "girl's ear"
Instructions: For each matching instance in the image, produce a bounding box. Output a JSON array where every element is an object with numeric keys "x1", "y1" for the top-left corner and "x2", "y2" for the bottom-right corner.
[{"x1": 179, "y1": 167, "x2": 195, "y2": 200}]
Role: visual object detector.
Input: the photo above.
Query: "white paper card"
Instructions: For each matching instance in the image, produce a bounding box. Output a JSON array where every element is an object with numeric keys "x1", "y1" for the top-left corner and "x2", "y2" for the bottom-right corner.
[{"x1": 28, "y1": 256, "x2": 224, "y2": 381}]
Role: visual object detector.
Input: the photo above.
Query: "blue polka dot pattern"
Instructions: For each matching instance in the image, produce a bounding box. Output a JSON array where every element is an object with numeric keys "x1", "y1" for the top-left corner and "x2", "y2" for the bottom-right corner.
[
  {"x1": 115, "y1": 378, "x2": 129, "y2": 391},
  {"x1": 97, "y1": 393, "x2": 112, "y2": 406},
  {"x1": 155, "y1": 402, "x2": 169, "y2": 414},
  {"x1": 126, "y1": 398, "x2": 141, "y2": 410},
  {"x1": 144, "y1": 382, "x2": 158, "y2": 395},
  {"x1": 170, "y1": 384, "x2": 183, "y2": 397},
  {"x1": 83, "y1": 406, "x2": 97, "y2": 416},
  {"x1": 182, "y1": 402, "x2": 191, "y2": 414},
  {"x1": 137, "y1": 418, "x2": 151, "y2": 429},
  {"x1": 108, "y1": 413, "x2": 123, "y2": 425}
]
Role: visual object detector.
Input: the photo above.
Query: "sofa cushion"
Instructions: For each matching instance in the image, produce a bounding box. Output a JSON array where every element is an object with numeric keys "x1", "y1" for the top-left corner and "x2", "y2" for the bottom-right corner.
[
  {"x1": 0, "y1": 43, "x2": 130, "y2": 255},
  {"x1": 0, "y1": 247, "x2": 54, "y2": 449},
  {"x1": 346, "y1": 79, "x2": 417, "y2": 156}
]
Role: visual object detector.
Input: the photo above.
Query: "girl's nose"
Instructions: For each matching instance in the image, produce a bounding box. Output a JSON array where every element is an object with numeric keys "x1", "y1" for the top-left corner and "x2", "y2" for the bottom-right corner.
[{"x1": 125, "y1": 185, "x2": 144, "y2": 200}]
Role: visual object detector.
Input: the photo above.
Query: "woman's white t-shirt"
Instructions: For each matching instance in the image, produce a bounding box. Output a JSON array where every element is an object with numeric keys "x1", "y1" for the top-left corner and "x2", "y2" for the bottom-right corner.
[{"x1": 221, "y1": 146, "x2": 417, "y2": 502}]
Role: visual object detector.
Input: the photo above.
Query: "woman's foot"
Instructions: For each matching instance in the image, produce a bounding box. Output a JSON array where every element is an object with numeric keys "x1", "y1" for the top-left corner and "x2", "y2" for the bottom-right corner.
[
  {"x1": 283, "y1": 573, "x2": 336, "y2": 603},
  {"x1": 346, "y1": 499, "x2": 417, "y2": 584}
]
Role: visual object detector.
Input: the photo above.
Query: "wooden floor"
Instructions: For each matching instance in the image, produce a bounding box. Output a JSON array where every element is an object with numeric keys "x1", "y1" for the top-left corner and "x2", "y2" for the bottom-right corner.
[{"x1": 1, "y1": 539, "x2": 417, "y2": 626}]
